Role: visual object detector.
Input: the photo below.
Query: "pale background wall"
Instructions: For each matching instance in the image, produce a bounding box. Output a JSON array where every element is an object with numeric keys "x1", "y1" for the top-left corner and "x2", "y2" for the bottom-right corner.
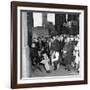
[{"x1": 0, "y1": 0, "x2": 89, "y2": 90}]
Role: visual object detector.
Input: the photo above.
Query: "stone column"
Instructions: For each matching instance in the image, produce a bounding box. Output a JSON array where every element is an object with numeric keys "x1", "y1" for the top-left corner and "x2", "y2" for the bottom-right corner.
[
  {"x1": 42, "y1": 13, "x2": 47, "y2": 28},
  {"x1": 66, "y1": 13, "x2": 68, "y2": 22},
  {"x1": 55, "y1": 13, "x2": 66, "y2": 33},
  {"x1": 22, "y1": 12, "x2": 31, "y2": 78}
]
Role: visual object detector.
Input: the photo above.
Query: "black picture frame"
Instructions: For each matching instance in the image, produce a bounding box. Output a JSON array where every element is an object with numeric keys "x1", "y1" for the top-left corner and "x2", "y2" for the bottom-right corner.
[{"x1": 11, "y1": 1, "x2": 88, "y2": 89}]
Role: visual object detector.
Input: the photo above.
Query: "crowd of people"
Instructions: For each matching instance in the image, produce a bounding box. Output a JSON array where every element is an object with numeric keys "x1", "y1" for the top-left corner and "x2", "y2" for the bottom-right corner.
[{"x1": 30, "y1": 34, "x2": 80, "y2": 74}]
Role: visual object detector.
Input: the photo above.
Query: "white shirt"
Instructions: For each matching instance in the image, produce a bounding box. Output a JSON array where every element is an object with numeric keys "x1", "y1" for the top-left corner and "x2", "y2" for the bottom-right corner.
[
  {"x1": 40, "y1": 55, "x2": 50, "y2": 71},
  {"x1": 73, "y1": 51, "x2": 80, "y2": 64},
  {"x1": 51, "y1": 51, "x2": 59, "y2": 62}
]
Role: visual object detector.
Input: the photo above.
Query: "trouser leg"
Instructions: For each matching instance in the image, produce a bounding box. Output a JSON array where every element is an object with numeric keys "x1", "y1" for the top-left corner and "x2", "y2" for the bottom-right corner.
[{"x1": 53, "y1": 61, "x2": 58, "y2": 70}]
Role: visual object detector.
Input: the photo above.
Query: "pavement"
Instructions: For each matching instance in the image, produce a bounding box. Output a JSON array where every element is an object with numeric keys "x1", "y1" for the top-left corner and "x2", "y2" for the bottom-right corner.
[{"x1": 31, "y1": 64, "x2": 79, "y2": 77}]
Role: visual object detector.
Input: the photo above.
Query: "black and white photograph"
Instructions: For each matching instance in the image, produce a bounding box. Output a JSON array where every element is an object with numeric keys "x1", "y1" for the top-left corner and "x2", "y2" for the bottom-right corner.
[
  {"x1": 11, "y1": 1, "x2": 87, "y2": 88},
  {"x1": 19, "y1": 8, "x2": 82, "y2": 80}
]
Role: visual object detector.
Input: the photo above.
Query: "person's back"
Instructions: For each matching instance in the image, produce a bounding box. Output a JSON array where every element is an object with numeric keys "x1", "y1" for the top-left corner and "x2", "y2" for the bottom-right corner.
[{"x1": 51, "y1": 39, "x2": 60, "y2": 51}]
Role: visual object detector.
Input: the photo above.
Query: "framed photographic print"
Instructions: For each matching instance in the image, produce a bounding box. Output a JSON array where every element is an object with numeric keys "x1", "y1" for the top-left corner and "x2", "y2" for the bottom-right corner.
[{"x1": 11, "y1": 1, "x2": 88, "y2": 89}]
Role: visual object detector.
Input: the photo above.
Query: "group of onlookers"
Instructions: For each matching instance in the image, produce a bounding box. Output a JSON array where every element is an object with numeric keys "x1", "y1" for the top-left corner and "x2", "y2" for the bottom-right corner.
[{"x1": 30, "y1": 34, "x2": 80, "y2": 73}]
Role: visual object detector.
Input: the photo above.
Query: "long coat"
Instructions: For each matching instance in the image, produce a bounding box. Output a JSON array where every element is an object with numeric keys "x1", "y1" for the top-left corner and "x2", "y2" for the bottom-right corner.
[{"x1": 62, "y1": 41, "x2": 75, "y2": 65}]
